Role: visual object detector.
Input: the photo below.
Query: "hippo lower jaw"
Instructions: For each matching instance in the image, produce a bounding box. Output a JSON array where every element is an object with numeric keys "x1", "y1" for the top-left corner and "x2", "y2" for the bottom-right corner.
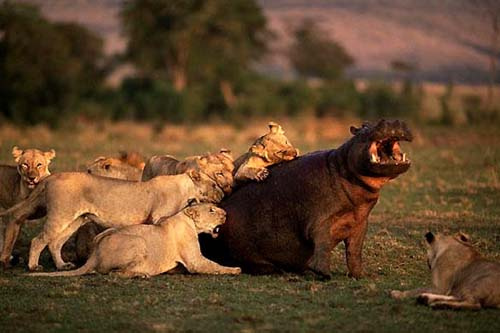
[{"x1": 367, "y1": 136, "x2": 411, "y2": 176}]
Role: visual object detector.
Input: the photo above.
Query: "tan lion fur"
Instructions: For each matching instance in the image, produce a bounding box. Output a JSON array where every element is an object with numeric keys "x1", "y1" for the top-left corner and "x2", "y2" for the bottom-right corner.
[
  {"x1": 0, "y1": 170, "x2": 224, "y2": 271},
  {"x1": 233, "y1": 122, "x2": 299, "y2": 183},
  {"x1": 0, "y1": 146, "x2": 56, "y2": 266},
  {"x1": 391, "y1": 232, "x2": 500, "y2": 310},
  {"x1": 29, "y1": 204, "x2": 241, "y2": 278},
  {"x1": 142, "y1": 149, "x2": 234, "y2": 195},
  {"x1": 87, "y1": 156, "x2": 143, "y2": 181}
]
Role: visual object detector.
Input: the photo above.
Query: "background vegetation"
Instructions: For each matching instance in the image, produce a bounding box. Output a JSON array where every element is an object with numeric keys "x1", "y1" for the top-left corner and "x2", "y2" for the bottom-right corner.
[
  {"x1": 0, "y1": 0, "x2": 499, "y2": 331},
  {"x1": 1, "y1": 0, "x2": 498, "y2": 127}
]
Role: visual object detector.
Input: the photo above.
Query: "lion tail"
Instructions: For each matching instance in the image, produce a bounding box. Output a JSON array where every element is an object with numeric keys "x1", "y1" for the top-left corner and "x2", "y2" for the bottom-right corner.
[{"x1": 27, "y1": 253, "x2": 98, "y2": 277}]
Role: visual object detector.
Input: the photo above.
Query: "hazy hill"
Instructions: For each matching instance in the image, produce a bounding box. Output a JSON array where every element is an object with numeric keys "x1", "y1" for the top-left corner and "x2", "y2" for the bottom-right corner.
[{"x1": 15, "y1": 0, "x2": 496, "y2": 83}]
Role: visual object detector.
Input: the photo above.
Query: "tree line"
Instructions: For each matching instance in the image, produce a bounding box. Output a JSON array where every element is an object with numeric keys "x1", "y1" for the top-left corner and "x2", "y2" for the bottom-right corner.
[{"x1": 0, "y1": 1, "x2": 493, "y2": 127}]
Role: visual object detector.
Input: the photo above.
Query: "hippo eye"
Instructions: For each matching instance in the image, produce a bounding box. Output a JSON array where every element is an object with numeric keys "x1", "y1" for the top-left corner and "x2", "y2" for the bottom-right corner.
[{"x1": 209, "y1": 207, "x2": 216, "y2": 213}]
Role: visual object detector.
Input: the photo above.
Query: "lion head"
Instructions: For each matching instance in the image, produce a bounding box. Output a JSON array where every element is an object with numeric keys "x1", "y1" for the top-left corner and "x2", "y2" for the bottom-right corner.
[
  {"x1": 250, "y1": 122, "x2": 299, "y2": 164},
  {"x1": 183, "y1": 204, "x2": 226, "y2": 238},
  {"x1": 12, "y1": 146, "x2": 56, "y2": 189}
]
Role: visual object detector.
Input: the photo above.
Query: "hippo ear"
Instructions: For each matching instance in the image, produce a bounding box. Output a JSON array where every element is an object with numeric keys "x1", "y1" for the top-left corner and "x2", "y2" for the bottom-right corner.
[
  {"x1": 350, "y1": 126, "x2": 361, "y2": 135},
  {"x1": 456, "y1": 232, "x2": 470, "y2": 243},
  {"x1": 44, "y1": 149, "x2": 56, "y2": 162},
  {"x1": 425, "y1": 232, "x2": 435, "y2": 244},
  {"x1": 12, "y1": 146, "x2": 24, "y2": 162}
]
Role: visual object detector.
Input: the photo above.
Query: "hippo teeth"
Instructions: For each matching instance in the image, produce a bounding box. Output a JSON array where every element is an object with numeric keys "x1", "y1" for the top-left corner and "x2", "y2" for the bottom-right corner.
[
  {"x1": 402, "y1": 153, "x2": 406, "y2": 162},
  {"x1": 370, "y1": 153, "x2": 380, "y2": 163}
]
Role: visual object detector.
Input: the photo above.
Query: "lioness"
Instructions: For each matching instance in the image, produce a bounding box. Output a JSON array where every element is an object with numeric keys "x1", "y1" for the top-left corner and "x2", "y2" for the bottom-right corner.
[
  {"x1": 391, "y1": 232, "x2": 500, "y2": 310},
  {"x1": 29, "y1": 204, "x2": 241, "y2": 277},
  {"x1": 233, "y1": 122, "x2": 299, "y2": 183},
  {"x1": 0, "y1": 170, "x2": 225, "y2": 271},
  {"x1": 0, "y1": 146, "x2": 56, "y2": 265},
  {"x1": 87, "y1": 156, "x2": 143, "y2": 181},
  {"x1": 142, "y1": 150, "x2": 234, "y2": 195}
]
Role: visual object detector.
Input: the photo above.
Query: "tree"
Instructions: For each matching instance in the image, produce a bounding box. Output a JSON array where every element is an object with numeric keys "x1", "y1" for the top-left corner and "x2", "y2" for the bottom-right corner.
[
  {"x1": 289, "y1": 19, "x2": 354, "y2": 80},
  {"x1": 0, "y1": 2, "x2": 105, "y2": 126},
  {"x1": 468, "y1": 0, "x2": 500, "y2": 108},
  {"x1": 120, "y1": 0, "x2": 270, "y2": 107}
]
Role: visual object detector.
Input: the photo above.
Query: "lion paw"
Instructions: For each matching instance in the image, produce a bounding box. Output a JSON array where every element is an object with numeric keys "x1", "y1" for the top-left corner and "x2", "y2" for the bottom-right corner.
[
  {"x1": 29, "y1": 264, "x2": 44, "y2": 272},
  {"x1": 60, "y1": 262, "x2": 76, "y2": 270},
  {"x1": 254, "y1": 168, "x2": 269, "y2": 181}
]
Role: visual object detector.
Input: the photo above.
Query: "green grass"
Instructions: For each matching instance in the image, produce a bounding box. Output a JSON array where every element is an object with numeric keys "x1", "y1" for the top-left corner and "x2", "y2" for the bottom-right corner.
[{"x1": 1, "y1": 120, "x2": 500, "y2": 332}]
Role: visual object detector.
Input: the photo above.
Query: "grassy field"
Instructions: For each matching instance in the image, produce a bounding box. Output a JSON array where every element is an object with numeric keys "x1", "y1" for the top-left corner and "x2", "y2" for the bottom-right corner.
[{"x1": 0, "y1": 117, "x2": 499, "y2": 332}]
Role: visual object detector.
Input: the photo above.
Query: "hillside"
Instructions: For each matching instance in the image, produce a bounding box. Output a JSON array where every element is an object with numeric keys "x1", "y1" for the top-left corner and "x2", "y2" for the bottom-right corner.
[{"x1": 15, "y1": 0, "x2": 496, "y2": 83}]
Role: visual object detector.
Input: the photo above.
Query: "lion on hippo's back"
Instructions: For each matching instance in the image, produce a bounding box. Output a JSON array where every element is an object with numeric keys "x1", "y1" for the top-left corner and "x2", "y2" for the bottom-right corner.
[{"x1": 201, "y1": 119, "x2": 413, "y2": 279}]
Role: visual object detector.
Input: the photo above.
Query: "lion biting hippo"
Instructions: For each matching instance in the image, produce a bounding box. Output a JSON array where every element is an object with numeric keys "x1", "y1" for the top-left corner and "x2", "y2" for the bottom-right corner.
[{"x1": 201, "y1": 119, "x2": 413, "y2": 278}]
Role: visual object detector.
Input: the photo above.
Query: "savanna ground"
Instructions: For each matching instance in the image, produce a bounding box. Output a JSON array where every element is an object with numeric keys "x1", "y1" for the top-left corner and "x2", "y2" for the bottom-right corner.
[{"x1": 0, "y1": 115, "x2": 499, "y2": 332}]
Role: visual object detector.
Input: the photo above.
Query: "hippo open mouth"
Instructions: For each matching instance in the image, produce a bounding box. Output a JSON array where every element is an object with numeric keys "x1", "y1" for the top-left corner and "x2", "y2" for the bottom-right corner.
[
  {"x1": 360, "y1": 119, "x2": 413, "y2": 176},
  {"x1": 369, "y1": 136, "x2": 410, "y2": 166}
]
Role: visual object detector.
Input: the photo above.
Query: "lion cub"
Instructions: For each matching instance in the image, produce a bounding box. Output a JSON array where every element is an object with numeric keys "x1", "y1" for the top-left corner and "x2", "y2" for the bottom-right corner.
[
  {"x1": 29, "y1": 204, "x2": 241, "y2": 278},
  {"x1": 0, "y1": 146, "x2": 56, "y2": 265},
  {"x1": 233, "y1": 122, "x2": 299, "y2": 183},
  {"x1": 391, "y1": 232, "x2": 500, "y2": 310}
]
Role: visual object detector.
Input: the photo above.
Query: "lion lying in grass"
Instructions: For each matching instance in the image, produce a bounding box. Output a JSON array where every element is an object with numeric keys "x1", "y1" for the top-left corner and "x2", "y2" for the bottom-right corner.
[
  {"x1": 29, "y1": 204, "x2": 241, "y2": 278},
  {"x1": 391, "y1": 232, "x2": 500, "y2": 310},
  {"x1": 0, "y1": 146, "x2": 56, "y2": 266},
  {"x1": 0, "y1": 170, "x2": 226, "y2": 271},
  {"x1": 233, "y1": 122, "x2": 299, "y2": 183}
]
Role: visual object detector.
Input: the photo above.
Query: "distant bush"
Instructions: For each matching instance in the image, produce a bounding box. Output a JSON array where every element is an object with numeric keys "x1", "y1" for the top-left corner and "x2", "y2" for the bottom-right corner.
[
  {"x1": 358, "y1": 81, "x2": 422, "y2": 120},
  {"x1": 316, "y1": 80, "x2": 360, "y2": 117}
]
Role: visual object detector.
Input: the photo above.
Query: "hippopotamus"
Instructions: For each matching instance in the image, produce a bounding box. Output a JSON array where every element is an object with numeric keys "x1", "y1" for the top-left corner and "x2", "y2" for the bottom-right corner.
[{"x1": 201, "y1": 119, "x2": 413, "y2": 278}]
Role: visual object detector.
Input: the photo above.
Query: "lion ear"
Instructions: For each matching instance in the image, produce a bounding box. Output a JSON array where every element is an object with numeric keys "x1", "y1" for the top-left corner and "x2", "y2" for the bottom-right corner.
[
  {"x1": 425, "y1": 232, "x2": 435, "y2": 244},
  {"x1": 456, "y1": 232, "x2": 470, "y2": 243},
  {"x1": 250, "y1": 144, "x2": 270, "y2": 162},
  {"x1": 12, "y1": 146, "x2": 24, "y2": 162},
  {"x1": 187, "y1": 169, "x2": 201, "y2": 182},
  {"x1": 268, "y1": 122, "x2": 284, "y2": 134},
  {"x1": 219, "y1": 148, "x2": 233, "y2": 161},
  {"x1": 198, "y1": 156, "x2": 209, "y2": 166},
  {"x1": 184, "y1": 207, "x2": 200, "y2": 220},
  {"x1": 44, "y1": 149, "x2": 56, "y2": 162}
]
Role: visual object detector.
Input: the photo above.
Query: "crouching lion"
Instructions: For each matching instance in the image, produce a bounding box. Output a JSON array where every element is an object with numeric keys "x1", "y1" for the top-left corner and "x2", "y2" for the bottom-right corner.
[
  {"x1": 87, "y1": 156, "x2": 143, "y2": 181},
  {"x1": 142, "y1": 149, "x2": 234, "y2": 195},
  {"x1": 0, "y1": 146, "x2": 56, "y2": 265},
  {"x1": 0, "y1": 170, "x2": 226, "y2": 271},
  {"x1": 391, "y1": 232, "x2": 500, "y2": 310},
  {"x1": 29, "y1": 204, "x2": 241, "y2": 278},
  {"x1": 233, "y1": 121, "x2": 299, "y2": 183}
]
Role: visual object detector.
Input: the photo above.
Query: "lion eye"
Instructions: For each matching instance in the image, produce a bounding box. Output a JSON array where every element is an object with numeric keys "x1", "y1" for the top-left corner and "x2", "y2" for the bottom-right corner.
[
  {"x1": 36, "y1": 163, "x2": 43, "y2": 168},
  {"x1": 21, "y1": 163, "x2": 29, "y2": 169}
]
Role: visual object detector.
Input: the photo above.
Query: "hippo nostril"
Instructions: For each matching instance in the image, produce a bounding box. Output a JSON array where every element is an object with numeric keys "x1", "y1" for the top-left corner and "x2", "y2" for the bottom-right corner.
[{"x1": 87, "y1": 170, "x2": 92, "y2": 174}]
